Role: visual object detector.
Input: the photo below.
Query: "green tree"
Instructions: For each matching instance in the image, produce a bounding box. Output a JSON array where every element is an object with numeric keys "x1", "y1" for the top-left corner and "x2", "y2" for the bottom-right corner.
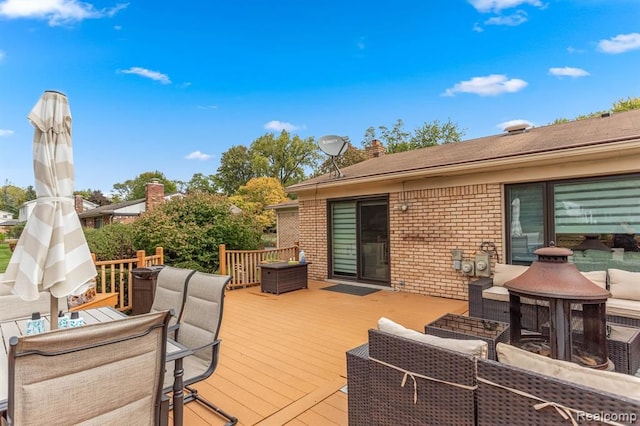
[
  {"x1": 362, "y1": 119, "x2": 465, "y2": 154},
  {"x1": 612, "y1": 96, "x2": 640, "y2": 112},
  {"x1": 229, "y1": 177, "x2": 289, "y2": 231},
  {"x1": 112, "y1": 171, "x2": 178, "y2": 201},
  {"x1": 186, "y1": 172, "x2": 219, "y2": 194},
  {"x1": 24, "y1": 185, "x2": 36, "y2": 201},
  {"x1": 74, "y1": 189, "x2": 111, "y2": 206},
  {"x1": 249, "y1": 130, "x2": 321, "y2": 187},
  {"x1": 408, "y1": 119, "x2": 465, "y2": 149},
  {"x1": 214, "y1": 145, "x2": 256, "y2": 195},
  {"x1": 551, "y1": 96, "x2": 640, "y2": 124},
  {"x1": 132, "y1": 192, "x2": 262, "y2": 272},
  {"x1": 0, "y1": 183, "x2": 27, "y2": 216}
]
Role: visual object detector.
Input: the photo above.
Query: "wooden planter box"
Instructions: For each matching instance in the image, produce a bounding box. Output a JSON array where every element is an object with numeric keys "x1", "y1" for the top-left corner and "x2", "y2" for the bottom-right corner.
[{"x1": 259, "y1": 262, "x2": 308, "y2": 295}]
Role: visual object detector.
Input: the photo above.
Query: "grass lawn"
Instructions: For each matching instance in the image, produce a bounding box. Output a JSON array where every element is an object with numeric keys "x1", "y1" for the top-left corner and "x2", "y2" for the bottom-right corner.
[{"x1": 0, "y1": 243, "x2": 11, "y2": 273}]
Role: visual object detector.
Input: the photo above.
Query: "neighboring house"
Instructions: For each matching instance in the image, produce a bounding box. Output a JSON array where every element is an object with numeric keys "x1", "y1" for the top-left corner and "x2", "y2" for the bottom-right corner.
[
  {"x1": 0, "y1": 219, "x2": 18, "y2": 235},
  {"x1": 0, "y1": 210, "x2": 13, "y2": 221},
  {"x1": 266, "y1": 200, "x2": 299, "y2": 248},
  {"x1": 78, "y1": 181, "x2": 180, "y2": 228},
  {"x1": 18, "y1": 197, "x2": 99, "y2": 222},
  {"x1": 286, "y1": 109, "x2": 640, "y2": 301}
]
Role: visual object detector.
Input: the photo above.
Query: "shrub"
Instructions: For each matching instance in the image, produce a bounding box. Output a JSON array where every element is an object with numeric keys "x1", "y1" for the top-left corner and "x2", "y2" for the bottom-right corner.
[
  {"x1": 84, "y1": 223, "x2": 136, "y2": 261},
  {"x1": 132, "y1": 193, "x2": 262, "y2": 272}
]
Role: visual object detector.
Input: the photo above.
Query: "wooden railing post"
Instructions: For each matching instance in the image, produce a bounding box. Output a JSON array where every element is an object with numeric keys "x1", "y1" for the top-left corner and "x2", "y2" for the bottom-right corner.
[
  {"x1": 155, "y1": 246, "x2": 164, "y2": 265},
  {"x1": 91, "y1": 252, "x2": 97, "y2": 264},
  {"x1": 136, "y1": 250, "x2": 146, "y2": 268},
  {"x1": 219, "y1": 244, "x2": 227, "y2": 275}
]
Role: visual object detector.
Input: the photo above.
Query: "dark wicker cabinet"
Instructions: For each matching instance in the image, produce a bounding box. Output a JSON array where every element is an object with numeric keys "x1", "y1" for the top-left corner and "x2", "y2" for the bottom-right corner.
[{"x1": 259, "y1": 262, "x2": 308, "y2": 294}]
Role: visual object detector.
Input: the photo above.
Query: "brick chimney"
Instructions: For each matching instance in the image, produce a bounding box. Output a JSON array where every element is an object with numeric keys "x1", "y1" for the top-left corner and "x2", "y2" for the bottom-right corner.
[
  {"x1": 74, "y1": 194, "x2": 84, "y2": 213},
  {"x1": 145, "y1": 179, "x2": 165, "y2": 212},
  {"x1": 365, "y1": 139, "x2": 385, "y2": 158}
]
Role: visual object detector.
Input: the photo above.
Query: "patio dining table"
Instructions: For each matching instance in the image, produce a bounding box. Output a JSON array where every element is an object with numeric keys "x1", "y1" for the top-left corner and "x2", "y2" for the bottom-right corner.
[{"x1": 0, "y1": 307, "x2": 192, "y2": 426}]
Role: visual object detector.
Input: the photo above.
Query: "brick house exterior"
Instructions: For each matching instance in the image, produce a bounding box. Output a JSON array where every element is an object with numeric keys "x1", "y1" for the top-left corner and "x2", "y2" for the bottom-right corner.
[
  {"x1": 287, "y1": 110, "x2": 640, "y2": 300},
  {"x1": 78, "y1": 181, "x2": 177, "y2": 228},
  {"x1": 266, "y1": 200, "x2": 299, "y2": 248}
]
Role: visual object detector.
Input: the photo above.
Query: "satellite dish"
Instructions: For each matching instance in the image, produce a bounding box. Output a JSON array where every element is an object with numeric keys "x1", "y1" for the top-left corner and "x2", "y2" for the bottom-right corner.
[
  {"x1": 318, "y1": 135, "x2": 348, "y2": 177},
  {"x1": 318, "y1": 135, "x2": 348, "y2": 156}
]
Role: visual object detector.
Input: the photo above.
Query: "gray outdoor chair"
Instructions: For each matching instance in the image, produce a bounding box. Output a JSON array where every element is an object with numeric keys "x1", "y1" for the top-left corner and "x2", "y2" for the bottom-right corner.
[
  {"x1": 5, "y1": 310, "x2": 172, "y2": 426},
  {"x1": 150, "y1": 266, "x2": 197, "y2": 333},
  {"x1": 162, "y1": 271, "x2": 237, "y2": 426}
]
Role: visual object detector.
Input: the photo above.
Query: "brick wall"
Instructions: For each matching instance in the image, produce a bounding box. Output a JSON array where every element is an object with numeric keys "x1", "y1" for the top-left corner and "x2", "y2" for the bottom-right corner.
[
  {"x1": 298, "y1": 198, "x2": 327, "y2": 281},
  {"x1": 298, "y1": 183, "x2": 502, "y2": 300},
  {"x1": 276, "y1": 210, "x2": 299, "y2": 248},
  {"x1": 389, "y1": 184, "x2": 502, "y2": 300}
]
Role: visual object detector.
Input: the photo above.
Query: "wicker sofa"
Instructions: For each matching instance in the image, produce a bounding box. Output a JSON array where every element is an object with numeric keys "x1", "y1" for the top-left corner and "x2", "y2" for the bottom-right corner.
[
  {"x1": 469, "y1": 264, "x2": 640, "y2": 329},
  {"x1": 347, "y1": 326, "x2": 640, "y2": 425},
  {"x1": 347, "y1": 329, "x2": 479, "y2": 425}
]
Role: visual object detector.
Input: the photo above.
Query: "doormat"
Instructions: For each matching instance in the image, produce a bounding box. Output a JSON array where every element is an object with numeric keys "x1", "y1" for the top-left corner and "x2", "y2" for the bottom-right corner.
[{"x1": 321, "y1": 284, "x2": 380, "y2": 296}]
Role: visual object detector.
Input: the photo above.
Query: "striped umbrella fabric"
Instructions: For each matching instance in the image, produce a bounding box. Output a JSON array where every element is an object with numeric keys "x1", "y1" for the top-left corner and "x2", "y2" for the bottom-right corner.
[{"x1": 2, "y1": 91, "x2": 96, "y2": 306}]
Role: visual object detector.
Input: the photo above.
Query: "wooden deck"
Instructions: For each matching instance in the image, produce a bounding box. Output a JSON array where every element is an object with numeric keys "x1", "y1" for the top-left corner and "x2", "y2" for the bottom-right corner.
[{"x1": 173, "y1": 280, "x2": 468, "y2": 425}]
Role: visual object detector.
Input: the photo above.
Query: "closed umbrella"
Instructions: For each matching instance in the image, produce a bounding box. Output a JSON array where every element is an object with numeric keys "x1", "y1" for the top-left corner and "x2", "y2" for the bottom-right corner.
[{"x1": 1, "y1": 90, "x2": 97, "y2": 328}]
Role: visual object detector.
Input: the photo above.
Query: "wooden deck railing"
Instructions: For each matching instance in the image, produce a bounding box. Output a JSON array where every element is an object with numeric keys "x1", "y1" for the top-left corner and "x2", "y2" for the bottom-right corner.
[
  {"x1": 219, "y1": 244, "x2": 299, "y2": 289},
  {"x1": 91, "y1": 247, "x2": 164, "y2": 312}
]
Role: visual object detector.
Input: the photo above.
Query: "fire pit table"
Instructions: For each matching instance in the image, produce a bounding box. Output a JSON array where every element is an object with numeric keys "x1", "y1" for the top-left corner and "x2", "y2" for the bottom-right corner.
[{"x1": 425, "y1": 313, "x2": 509, "y2": 360}]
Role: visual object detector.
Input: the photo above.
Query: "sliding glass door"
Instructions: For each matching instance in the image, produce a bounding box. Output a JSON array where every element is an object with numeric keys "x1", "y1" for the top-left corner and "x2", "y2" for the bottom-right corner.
[{"x1": 330, "y1": 197, "x2": 390, "y2": 284}]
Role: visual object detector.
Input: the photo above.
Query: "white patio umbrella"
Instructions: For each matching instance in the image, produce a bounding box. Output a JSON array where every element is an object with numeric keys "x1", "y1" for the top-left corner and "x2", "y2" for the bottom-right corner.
[{"x1": 1, "y1": 91, "x2": 97, "y2": 328}]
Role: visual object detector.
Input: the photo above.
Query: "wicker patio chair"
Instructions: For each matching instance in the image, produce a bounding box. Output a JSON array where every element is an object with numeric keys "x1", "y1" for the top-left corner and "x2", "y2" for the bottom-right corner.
[
  {"x1": 162, "y1": 271, "x2": 237, "y2": 426},
  {"x1": 150, "y1": 266, "x2": 197, "y2": 333},
  {"x1": 5, "y1": 310, "x2": 172, "y2": 426}
]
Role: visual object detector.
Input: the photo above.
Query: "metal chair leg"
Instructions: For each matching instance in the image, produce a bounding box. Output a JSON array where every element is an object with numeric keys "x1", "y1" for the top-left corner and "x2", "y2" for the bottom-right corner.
[{"x1": 167, "y1": 386, "x2": 238, "y2": 426}]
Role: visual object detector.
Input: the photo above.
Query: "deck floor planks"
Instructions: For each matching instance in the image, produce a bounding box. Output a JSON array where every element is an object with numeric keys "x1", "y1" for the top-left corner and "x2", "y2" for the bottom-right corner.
[{"x1": 174, "y1": 279, "x2": 467, "y2": 425}]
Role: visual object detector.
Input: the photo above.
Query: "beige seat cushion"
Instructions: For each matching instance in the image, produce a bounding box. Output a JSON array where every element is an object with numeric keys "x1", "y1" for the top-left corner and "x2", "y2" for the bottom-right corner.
[
  {"x1": 493, "y1": 264, "x2": 528, "y2": 286},
  {"x1": 608, "y1": 269, "x2": 640, "y2": 301},
  {"x1": 496, "y1": 343, "x2": 640, "y2": 401},
  {"x1": 378, "y1": 317, "x2": 488, "y2": 359},
  {"x1": 606, "y1": 298, "x2": 640, "y2": 320},
  {"x1": 580, "y1": 270, "x2": 607, "y2": 289},
  {"x1": 482, "y1": 286, "x2": 537, "y2": 305}
]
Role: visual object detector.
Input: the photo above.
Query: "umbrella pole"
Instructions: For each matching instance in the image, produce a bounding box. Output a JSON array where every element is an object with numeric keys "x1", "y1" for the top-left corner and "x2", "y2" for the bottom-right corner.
[{"x1": 50, "y1": 295, "x2": 60, "y2": 330}]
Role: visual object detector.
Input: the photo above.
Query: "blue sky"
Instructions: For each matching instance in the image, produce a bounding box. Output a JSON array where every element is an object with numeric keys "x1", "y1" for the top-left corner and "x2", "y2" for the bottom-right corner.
[{"x1": 1, "y1": 0, "x2": 639, "y2": 195}]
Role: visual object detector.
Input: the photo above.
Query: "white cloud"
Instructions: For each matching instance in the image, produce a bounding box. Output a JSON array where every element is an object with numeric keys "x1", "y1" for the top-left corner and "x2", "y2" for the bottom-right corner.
[
  {"x1": 498, "y1": 119, "x2": 534, "y2": 131},
  {"x1": 484, "y1": 11, "x2": 528, "y2": 26},
  {"x1": 0, "y1": 0, "x2": 128, "y2": 26},
  {"x1": 598, "y1": 33, "x2": 640, "y2": 54},
  {"x1": 119, "y1": 67, "x2": 171, "y2": 84},
  {"x1": 264, "y1": 120, "x2": 299, "y2": 132},
  {"x1": 0, "y1": 129, "x2": 14, "y2": 137},
  {"x1": 548, "y1": 67, "x2": 589, "y2": 78},
  {"x1": 197, "y1": 105, "x2": 218, "y2": 110},
  {"x1": 356, "y1": 36, "x2": 366, "y2": 50},
  {"x1": 468, "y1": 0, "x2": 543, "y2": 13},
  {"x1": 185, "y1": 151, "x2": 212, "y2": 161},
  {"x1": 472, "y1": 22, "x2": 484, "y2": 32},
  {"x1": 0, "y1": 50, "x2": 4, "y2": 61},
  {"x1": 113, "y1": 24, "x2": 122, "y2": 30},
  {"x1": 443, "y1": 74, "x2": 528, "y2": 96}
]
